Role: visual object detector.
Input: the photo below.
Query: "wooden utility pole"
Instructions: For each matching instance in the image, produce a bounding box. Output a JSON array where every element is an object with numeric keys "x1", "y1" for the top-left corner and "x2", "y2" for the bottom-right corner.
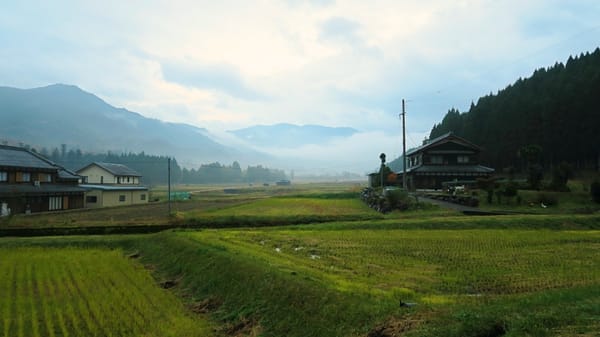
[
  {"x1": 401, "y1": 99, "x2": 407, "y2": 190},
  {"x1": 168, "y1": 157, "x2": 171, "y2": 215}
]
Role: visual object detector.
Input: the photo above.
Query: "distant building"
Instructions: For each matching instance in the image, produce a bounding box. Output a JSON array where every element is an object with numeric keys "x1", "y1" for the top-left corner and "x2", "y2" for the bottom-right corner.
[
  {"x1": 398, "y1": 132, "x2": 494, "y2": 190},
  {"x1": 0, "y1": 145, "x2": 85, "y2": 214},
  {"x1": 276, "y1": 180, "x2": 291, "y2": 186},
  {"x1": 77, "y1": 162, "x2": 149, "y2": 208}
]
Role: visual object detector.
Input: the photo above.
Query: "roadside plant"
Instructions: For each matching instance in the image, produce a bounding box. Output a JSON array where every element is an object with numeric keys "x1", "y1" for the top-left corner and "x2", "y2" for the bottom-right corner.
[{"x1": 591, "y1": 180, "x2": 600, "y2": 203}]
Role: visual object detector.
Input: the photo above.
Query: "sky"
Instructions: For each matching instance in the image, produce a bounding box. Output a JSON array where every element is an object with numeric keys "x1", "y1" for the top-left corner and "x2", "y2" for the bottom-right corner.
[{"x1": 1, "y1": 1, "x2": 600, "y2": 172}]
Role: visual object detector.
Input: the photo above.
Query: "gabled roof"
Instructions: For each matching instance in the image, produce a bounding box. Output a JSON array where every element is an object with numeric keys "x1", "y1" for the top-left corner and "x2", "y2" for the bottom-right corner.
[
  {"x1": 0, "y1": 145, "x2": 58, "y2": 170},
  {"x1": 406, "y1": 132, "x2": 481, "y2": 156},
  {"x1": 406, "y1": 164, "x2": 495, "y2": 174},
  {"x1": 58, "y1": 168, "x2": 81, "y2": 181},
  {"x1": 78, "y1": 162, "x2": 142, "y2": 177}
]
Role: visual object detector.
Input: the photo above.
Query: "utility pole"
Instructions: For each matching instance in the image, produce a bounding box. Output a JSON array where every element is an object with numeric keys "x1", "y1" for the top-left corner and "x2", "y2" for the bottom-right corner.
[
  {"x1": 401, "y1": 99, "x2": 407, "y2": 190},
  {"x1": 168, "y1": 157, "x2": 171, "y2": 215}
]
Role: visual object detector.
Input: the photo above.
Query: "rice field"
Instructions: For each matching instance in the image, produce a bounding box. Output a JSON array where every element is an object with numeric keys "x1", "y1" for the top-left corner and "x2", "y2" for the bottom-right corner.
[
  {"x1": 187, "y1": 229, "x2": 600, "y2": 299},
  {"x1": 0, "y1": 247, "x2": 211, "y2": 337},
  {"x1": 201, "y1": 197, "x2": 373, "y2": 217}
]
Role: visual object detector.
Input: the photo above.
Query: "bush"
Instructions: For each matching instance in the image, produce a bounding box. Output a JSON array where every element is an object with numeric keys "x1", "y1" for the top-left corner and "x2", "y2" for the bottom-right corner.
[
  {"x1": 535, "y1": 192, "x2": 558, "y2": 207},
  {"x1": 549, "y1": 162, "x2": 572, "y2": 191},
  {"x1": 591, "y1": 180, "x2": 600, "y2": 203},
  {"x1": 385, "y1": 188, "x2": 413, "y2": 211}
]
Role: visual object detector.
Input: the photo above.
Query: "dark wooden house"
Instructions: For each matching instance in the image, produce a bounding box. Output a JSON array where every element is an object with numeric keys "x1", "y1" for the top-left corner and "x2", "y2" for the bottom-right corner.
[
  {"x1": 0, "y1": 145, "x2": 85, "y2": 215},
  {"x1": 399, "y1": 132, "x2": 494, "y2": 190}
]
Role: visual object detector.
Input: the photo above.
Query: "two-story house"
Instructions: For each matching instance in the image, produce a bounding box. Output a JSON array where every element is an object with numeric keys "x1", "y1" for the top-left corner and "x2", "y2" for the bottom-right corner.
[
  {"x1": 0, "y1": 145, "x2": 85, "y2": 215},
  {"x1": 77, "y1": 162, "x2": 149, "y2": 208},
  {"x1": 400, "y1": 132, "x2": 494, "y2": 190}
]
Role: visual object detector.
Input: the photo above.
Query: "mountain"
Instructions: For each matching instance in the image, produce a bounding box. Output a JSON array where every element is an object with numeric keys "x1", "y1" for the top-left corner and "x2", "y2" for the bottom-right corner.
[
  {"x1": 0, "y1": 84, "x2": 264, "y2": 167},
  {"x1": 428, "y1": 48, "x2": 600, "y2": 170},
  {"x1": 229, "y1": 123, "x2": 358, "y2": 148}
]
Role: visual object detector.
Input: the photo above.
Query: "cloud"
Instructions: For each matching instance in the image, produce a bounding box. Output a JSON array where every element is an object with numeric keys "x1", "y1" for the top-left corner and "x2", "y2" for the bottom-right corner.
[
  {"x1": 161, "y1": 61, "x2": 266, "y2": 101},
  {"x1": 252, "y1": 130, "x2": 428, "y2": 173},
  {"x1": 319, "y1": 17, "x2": 363, "y2": 45}
]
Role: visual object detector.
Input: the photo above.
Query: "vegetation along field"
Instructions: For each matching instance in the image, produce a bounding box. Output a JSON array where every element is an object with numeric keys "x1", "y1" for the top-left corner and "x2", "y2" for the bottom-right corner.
[{"x1": 0, "y1": 183, "x2": 599, "y2": 336}]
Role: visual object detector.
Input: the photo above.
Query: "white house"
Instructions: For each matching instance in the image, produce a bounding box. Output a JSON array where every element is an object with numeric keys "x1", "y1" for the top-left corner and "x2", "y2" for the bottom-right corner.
[{"x1": 76, "y1": 162, "x2": 149, "y2": 208}]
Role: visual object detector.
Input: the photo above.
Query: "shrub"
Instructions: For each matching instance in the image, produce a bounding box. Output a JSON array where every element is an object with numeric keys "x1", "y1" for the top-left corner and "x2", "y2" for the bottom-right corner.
[
  {"x1": 591, "y1": 180, "x2": 600, "y2": 203},
  {"x1": 535, "y1": 192, "x2": 558, "y2": 207},
  {"x1": 385, "y1": 188, "x2": 413, "y2": 211},
  {"x1": 549, "y1": 162, "x2": 572, "y2": 191}
]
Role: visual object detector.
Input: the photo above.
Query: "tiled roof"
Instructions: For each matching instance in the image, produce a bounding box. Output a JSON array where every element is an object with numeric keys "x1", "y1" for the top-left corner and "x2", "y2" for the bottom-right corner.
[
  {"x1": 79, "y1": 162, "x2": 142, "y2": 177},
  {"x1": 58, "y1": 168, "x2": 81, "y2": 181},
  {"x1": 407, "y1": 164, "x2": 495, "y2": 174},
  {"x1": 406, "y1": 132, "x2": 482, "y2": 156},
  {"x1": 0, "y1": 145, "x2": 58, "y2": 170}
]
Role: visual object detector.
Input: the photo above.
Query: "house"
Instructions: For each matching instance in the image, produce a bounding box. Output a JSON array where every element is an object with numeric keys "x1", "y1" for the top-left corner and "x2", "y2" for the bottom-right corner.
[
  {"x1": 77, "y1": 162, "x2": 142, "y2": 185},
  {"x1": 77, "y1": 162, "x2": 149, "y2": 208},
  {"x1": 398, "y1": 132, "x2": 494, "y2": 190},
  {"x1": 0, "y1": 145, "x2": 85, "y2": 215}
]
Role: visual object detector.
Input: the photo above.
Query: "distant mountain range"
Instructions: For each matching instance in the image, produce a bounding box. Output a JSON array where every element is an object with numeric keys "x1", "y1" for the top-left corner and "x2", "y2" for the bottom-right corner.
[
  {"x1": 0, "y1": 84, "x2": 360, "y2": 169},
  {"x1": 229, "y1": 123, "x2": 358, "y2": 148}
]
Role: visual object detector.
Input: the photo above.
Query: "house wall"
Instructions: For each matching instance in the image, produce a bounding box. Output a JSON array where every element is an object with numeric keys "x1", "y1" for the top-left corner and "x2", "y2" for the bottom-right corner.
[
  {"x1": 84, "y1": 190, "x2": 104, "y2": 209},
  {"x1": 79, "y1": 166, "x2": 115, "y2": 184},
  {"x1": 0, "y1": 193, "x2": 84, "y2": 214},
  {"x1": 84, "y1": 189, "x2": 149, "y2": 208}
]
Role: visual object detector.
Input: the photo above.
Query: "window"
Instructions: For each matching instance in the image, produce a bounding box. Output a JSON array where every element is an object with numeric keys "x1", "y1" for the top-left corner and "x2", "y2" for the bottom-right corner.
[
  {"x1": 43, "y1": 173, "x2": 52, "y2": 182},
  {"x1": 140, "y1": 194, "x2": 146, "y2": 201},
  {"x1": 0, "y1": 172, "x2": 7, "y2": 182},
  {"x1": 49, "y1": 196, "x2": 63, "y2": 210},
  {"x1": 127, "y1": 177, "x2": 130, "y2": 183},
  {"x1": 21, "y1": 172, "x2": 31, "y2": 182},
  {"x1": 119, "y1": 195, "x2": 126, "y2": 202},
  {"x1": 86, "y1": 196, "x2": 97, "y2": 203},
  {"x1": 430, "y1": 156, "x2": 443, "y2": 164},
  {"x1": 457, "y1": 155, "x2": 470, "y2": 163}
]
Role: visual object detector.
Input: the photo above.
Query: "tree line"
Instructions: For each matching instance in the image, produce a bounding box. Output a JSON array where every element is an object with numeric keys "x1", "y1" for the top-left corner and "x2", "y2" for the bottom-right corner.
[
  {"x1": 429, "y1": 48, "x2": 600, "y2": 171},
  {"x1": 29, "y1": 145, "x2": 286, "y2": 185},
  {"x1": 181, "y1": 162, "x2": 287, "y2": 184}
]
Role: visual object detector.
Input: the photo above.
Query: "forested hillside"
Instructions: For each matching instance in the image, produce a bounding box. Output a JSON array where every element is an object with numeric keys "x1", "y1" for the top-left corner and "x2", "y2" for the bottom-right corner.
[{"x1": 430, "y1": 48, "x2": 600, "y2": 170}]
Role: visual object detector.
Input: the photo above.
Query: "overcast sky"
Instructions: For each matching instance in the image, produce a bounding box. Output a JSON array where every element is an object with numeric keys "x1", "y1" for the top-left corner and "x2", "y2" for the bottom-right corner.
[{"x1": 1, "y1": 1, "x2": 599, "y2": 170}]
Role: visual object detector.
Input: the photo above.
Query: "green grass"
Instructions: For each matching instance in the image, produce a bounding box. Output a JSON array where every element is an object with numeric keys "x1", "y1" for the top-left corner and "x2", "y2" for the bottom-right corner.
[
  {"x1": 177, "y1": 195, "x2": 384, "y2": 228},
  {"x1": 0, "y1": 246, "x2": 212, "y2": 337}
]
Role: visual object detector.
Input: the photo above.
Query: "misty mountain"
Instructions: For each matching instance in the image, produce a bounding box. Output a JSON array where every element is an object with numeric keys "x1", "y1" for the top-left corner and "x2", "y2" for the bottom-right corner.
[
  {"x1": 0, "y1": 84, "x2": 265, "y2": 167},
  {"x1": 229, "y1": 123, "x2": 358, "y2": 148}
]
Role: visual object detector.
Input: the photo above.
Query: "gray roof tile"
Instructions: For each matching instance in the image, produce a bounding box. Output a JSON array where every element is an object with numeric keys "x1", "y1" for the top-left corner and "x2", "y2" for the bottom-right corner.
[{"x1": 0, "y1": 145, "x2": 58, "y2": 170}]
